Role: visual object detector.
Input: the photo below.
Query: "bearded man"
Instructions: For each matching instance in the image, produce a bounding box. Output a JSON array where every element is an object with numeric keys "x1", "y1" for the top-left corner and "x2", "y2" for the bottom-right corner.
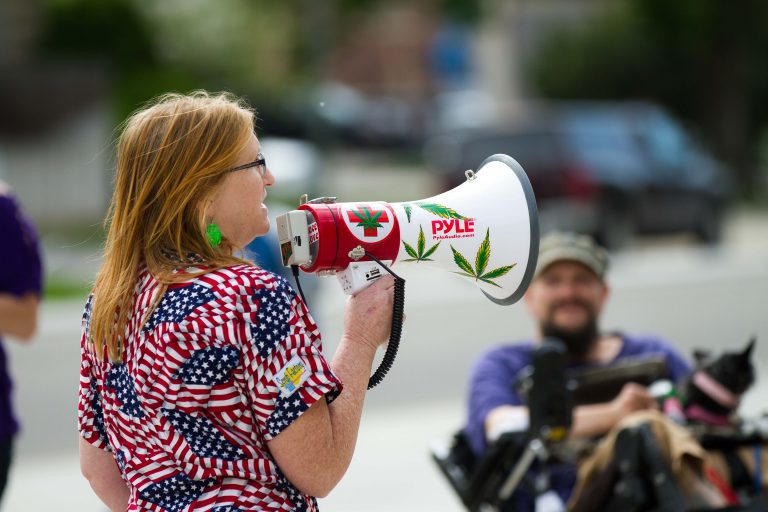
[{"x1": 463, "y1": 231, "x2": 692, "y2": 510}]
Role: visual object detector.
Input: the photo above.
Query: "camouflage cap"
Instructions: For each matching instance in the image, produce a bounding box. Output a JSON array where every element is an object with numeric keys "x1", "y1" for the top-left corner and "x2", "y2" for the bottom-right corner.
[{"x1": 534, "y1": 231, "x2": 609, "y2": 280}]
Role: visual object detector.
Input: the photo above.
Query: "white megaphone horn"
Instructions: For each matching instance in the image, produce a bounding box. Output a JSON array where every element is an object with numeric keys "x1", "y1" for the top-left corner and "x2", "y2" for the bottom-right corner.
[{"x1": 276, "y1": 154, "x2": 539, "y2": 305}]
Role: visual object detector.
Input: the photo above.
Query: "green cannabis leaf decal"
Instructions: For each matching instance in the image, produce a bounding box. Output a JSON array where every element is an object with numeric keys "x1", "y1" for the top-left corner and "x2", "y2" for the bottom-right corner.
[
  {"x1": 401, "y1": 202, "x2": 468, "y2": 222},
  {"x1": 451, "y1": 246, "x2": 474, "y2": 274},
  {"x1": 415, "y1": 202, "x2": 468, "y2": 220},
  {"x1": 475, "y1": 231, "x2": 491, "y2": 276},
  {"x1": 353, "y1": 209, "x2": 383, "y2": 230},
  {"x1": 417, "y1": 225, "x2": 426, "y2": 255},
  {"x1": 450, "y1": 228, "x2": 516, "y2": 287},
  {"x1": 402, "y1": 225, "x2": 441, "y2": 262}
]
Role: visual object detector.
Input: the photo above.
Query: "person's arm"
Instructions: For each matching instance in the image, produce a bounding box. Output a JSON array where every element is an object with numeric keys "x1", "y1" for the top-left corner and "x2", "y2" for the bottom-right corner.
[
  {"x1": 79, "y1": 437, "x2": 130, "y2": 511},
  {"x1": 485, "y1": 382, "x2": 658, "y2": 440},
  {"x1": 266, "y1": 276, "x2": 395, "y2": 498},
  {"x1": 0, "y1": 191, "x2": 42, "y2": 341},
  {"x1": 77, "y1": 303, "x2": 127, "y2": 507},
  {"x1": 0, "y1": 292, "x2": 39, "y2": 341},
  {"x1": 571, "y1": 401, "x2": 632, "y2": 438}
]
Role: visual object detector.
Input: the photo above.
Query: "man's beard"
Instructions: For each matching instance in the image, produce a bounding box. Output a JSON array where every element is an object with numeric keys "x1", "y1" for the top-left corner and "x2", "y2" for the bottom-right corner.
[{"x1": 541, "y1": 301, "x2": 599, "y2": 360}]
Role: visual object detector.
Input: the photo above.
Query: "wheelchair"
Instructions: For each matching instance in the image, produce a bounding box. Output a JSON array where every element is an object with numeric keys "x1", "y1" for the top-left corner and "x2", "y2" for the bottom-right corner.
[{"x1": 431, "y1": 342, "x2": 767, "y2": 512}]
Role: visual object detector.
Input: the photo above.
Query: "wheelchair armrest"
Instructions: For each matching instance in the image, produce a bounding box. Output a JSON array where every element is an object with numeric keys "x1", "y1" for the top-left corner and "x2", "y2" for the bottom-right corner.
[
  {"x1": 463, "y1": 431, "x2": 528, "y2": 510},
  {"x1": 430, "y1": 431, "x2": 476, "y2": 507},
  {"x1": 430, "y1": 429, "x2": 530, "y2": 511},
  {"x1": 691, "y1": 428, "x2": 766, "y2": 451}
]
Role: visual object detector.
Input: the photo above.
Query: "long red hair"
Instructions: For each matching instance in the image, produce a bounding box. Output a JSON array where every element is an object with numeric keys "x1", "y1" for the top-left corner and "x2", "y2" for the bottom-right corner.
[{"x1": 90, "y1": 91, "x2": 255, "y2": 361}]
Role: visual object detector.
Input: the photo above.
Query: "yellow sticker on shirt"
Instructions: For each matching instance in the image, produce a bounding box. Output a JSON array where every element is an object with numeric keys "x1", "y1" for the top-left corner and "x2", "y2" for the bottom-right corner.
[{"x1": 275, "y1": 356, "x2": 309, "y2": 397}]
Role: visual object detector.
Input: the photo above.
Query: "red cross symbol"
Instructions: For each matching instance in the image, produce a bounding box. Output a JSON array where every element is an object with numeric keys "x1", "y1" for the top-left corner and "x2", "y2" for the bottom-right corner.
[{"x1": 346, "y1": 206, "x2": 390, "y2": 237}]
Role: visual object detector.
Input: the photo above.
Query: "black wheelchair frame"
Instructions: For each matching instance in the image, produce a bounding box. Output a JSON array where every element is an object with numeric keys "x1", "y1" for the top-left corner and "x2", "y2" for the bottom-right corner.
[{"x1": 431, "y1": 343, "x2": 767, "y2": 512}]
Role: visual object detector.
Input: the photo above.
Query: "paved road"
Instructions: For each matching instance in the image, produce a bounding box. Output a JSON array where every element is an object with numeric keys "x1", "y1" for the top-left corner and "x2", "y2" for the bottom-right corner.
[{"x1": 3, "y1": 208, "x2": 767, "y2": 511}]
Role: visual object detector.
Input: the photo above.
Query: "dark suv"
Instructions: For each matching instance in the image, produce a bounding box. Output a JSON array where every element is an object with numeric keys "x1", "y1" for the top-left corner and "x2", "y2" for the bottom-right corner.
[{"x1": 424, "y1": 102, "x2": 731, "y2": 249}]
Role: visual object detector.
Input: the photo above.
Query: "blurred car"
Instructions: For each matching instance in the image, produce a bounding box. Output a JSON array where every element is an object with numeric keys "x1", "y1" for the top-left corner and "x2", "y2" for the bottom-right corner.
[{"x1": 424, "y1": 102, "x2": 731, "y2": 249}]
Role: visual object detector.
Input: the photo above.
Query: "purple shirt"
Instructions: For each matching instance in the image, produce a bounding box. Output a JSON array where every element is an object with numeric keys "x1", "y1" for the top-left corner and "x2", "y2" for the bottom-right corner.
[
  {"x1": 464, "y1": 334, "x2": 692, "y2": 510},
  {"x1": 0, "y1": 194, "x2": 43, "y2": 438}
]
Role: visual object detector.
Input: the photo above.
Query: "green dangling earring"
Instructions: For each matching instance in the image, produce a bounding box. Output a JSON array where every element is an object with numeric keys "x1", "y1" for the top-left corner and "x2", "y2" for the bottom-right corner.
[{"x1": 206, "y1": 223, "x2": 222, "y2": 248}]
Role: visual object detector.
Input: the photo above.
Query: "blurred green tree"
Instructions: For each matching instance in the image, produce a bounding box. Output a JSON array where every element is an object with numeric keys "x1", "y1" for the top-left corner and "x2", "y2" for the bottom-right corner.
[
  {"x1": 38, "y1": 0, "x2": 193, "y2": 119},
  {"x1": 337, "y1": 0, "x2": 481, "y2": 23},
  {"x1": 38, "y1": 0, "x2": 155, "y2": 70},
  {"x1": 37, "y1": 0, "x2": 301, "y2": 120},
  {"x1": 529, "y1": 0, "x2": 768, "y2": 198}
]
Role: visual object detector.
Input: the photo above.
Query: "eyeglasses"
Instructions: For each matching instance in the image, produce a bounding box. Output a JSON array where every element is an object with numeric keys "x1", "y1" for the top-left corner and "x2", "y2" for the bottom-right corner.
[{"x1": 228, "y1": 153, "x2": 267, "y2": 177}]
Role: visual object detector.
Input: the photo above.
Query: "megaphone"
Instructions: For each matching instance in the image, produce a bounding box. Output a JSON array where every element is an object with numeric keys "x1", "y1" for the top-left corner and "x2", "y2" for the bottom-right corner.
[{"x1": 276, "y1": 153, "x2": 539, "y2": 305}]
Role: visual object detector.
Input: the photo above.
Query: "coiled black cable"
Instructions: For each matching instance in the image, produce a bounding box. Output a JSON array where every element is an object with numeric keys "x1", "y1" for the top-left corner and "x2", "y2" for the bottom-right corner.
[
  {"x1": 364, "y1": 253, "x2": 405, "y2": 390},
  {"x1": 290, "y1": 257, "x2": 405, "y2": 390},
  {"x1": 290, "y1": 265, "x2": 308, "y2": 304}
]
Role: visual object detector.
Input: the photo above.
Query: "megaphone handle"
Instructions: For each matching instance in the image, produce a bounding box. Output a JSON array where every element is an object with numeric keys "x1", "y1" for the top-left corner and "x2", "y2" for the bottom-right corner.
[
  {"x1": 291, "y1": 257, "x2": 404, "y2": 390},
  {"x1": 367, "y1": 275, "x2": 405, "y2": 390},
  {"x1": 358, "y1": 252, "x2": 406, "y2": 390}
]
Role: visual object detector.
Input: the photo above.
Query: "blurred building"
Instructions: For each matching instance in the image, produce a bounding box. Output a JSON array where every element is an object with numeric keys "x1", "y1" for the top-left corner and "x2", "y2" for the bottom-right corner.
[{"x1": 329, "y1": 6, "x2": 434, "y2": 98}]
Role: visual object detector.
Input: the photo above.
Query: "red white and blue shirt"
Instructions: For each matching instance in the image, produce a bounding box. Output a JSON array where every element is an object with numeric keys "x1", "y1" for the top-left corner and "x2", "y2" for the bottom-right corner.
[{"x1": 78, "y1": 265, "x2": 342, "y2": 511}]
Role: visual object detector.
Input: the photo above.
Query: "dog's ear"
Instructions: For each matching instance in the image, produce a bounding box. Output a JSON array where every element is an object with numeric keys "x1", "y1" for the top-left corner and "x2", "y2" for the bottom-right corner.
[
  {"x1": 693, "y1": 349, "x2": 711, "y2": 368},
  {"x1": 740, "y1": 336, "x2": 756, "y2": 360}
]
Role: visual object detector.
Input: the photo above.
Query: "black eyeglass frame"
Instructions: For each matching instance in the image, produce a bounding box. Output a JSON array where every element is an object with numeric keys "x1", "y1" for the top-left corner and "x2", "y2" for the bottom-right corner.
[{"x1": 228, "y1": 153, "x2": 267, "y2": 176}]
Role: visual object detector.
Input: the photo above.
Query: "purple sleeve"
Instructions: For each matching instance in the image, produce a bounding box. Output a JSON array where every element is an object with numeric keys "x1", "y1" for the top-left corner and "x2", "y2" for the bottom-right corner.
[
  {"x1": 464, "y1": 345, "x2": 532, "y2": 456},
  {"x1": 0, "y1": 196, "x2": 43, "y2": 297},
  {"x1": 658, "y1": 339, "x2": 693, "y2": 384}
]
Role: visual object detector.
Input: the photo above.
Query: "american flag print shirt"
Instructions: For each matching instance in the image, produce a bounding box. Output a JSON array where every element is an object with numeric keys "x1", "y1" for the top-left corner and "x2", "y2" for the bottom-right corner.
[{"x1": 78, "y1": 265, "x2": 342, "y2": 511}]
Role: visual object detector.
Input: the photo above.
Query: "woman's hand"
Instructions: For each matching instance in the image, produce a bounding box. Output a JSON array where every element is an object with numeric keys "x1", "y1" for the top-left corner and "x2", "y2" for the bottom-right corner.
[{"x1": 342, "y1": 275, "x2": 395, "y2": 351}]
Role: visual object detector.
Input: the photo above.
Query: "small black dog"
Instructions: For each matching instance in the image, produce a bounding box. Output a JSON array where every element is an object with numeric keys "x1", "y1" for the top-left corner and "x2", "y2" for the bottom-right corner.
[{"x1": 680, "y1": 337, "x2": 756, "y2": 426}]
